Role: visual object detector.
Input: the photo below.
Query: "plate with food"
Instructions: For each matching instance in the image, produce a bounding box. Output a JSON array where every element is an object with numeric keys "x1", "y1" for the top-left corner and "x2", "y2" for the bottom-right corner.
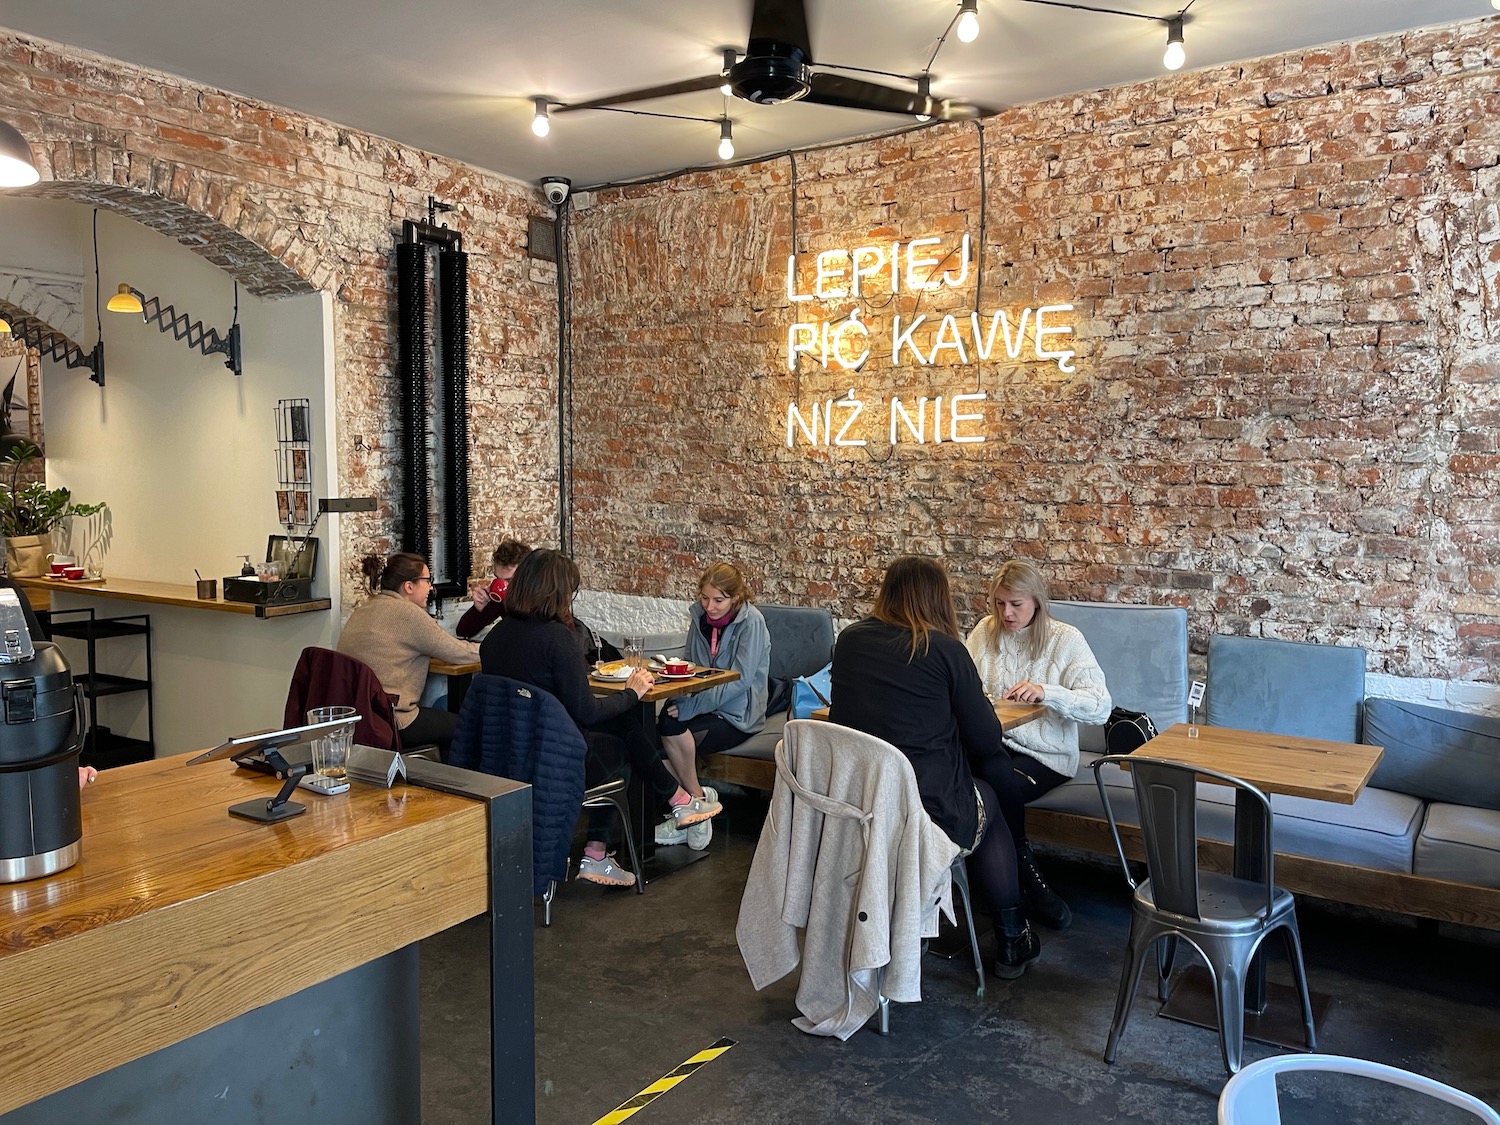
[{"x1": 591, "y1": 661, "x2": 632, "y2": 682}]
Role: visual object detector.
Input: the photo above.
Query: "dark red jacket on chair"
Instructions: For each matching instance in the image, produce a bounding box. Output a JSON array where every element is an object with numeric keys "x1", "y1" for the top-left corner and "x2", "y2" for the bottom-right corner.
[{"x1": 284, "y1": 646, "x2": 402, "y2": 751}]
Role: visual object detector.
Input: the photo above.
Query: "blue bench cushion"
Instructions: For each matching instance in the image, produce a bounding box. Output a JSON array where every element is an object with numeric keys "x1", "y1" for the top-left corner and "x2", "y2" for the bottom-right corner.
[
  {"x1": 1206, "y1": 635, "x2": 1366, "y2": 744},
  {"x1": 1415, "y1": 804, "x2": 1500, "y2": 889},
  {"x1": 1033, "y1": 754, "x2": 1421, "y2": 874},
  {"x1": 1049, "y1": 601, "x2": 1189, "y2": 753},
  {"x1": 1364, "y1": 697, "x2": 1500, "y2": 812}
]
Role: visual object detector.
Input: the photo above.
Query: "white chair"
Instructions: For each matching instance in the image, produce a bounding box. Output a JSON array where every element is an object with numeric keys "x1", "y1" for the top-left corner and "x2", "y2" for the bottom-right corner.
[{"x1": 1218, "y1": 1054, "x2": 1500, "y2": 1125}]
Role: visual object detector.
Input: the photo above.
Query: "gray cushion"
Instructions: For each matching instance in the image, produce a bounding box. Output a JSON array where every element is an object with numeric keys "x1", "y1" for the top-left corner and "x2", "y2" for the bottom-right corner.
[
  {"x1": 717, "y1": 712, "x2": 785, "y2": 762},
  {"x1": 759, "y1": 604, "x2": 835, "y2": 683},
  {"x1": 1364, "y1": 697, "x2": 1500, "y2": 812},
  {"x1": 1415, "y1": 804, "x2": 1500, "y2": 889},
  {"x1": 1206, "y1": 635, "x2": 1365, "y2": 744},
  {"x1": 1049, "y1": 601, "x2": 1189, "y2": 753},
  {"x1": 1034, "y1": 754, "x2": 1420, "y2": 874}
]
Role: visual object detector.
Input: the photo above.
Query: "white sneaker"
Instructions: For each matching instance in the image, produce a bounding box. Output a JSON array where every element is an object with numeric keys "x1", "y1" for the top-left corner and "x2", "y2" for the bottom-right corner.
[
  {"x1": 577, "y1": 853, "x2": 636, "y2": 887},
  {"x1": 654, "y1": 815, "x2": 687, "y2": 846},
  {"x1": 686, "y1": 786, "x2": 717, "y2": 850},
  {"x1": 671, "y1": 788, "x2": 723, "y2": 827}
]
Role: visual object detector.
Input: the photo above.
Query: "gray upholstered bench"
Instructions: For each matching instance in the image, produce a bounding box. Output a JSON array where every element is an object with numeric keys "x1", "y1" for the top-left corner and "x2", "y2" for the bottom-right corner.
[{"x1": 698, "y1": 603, "x2": 834, "y2": 792}]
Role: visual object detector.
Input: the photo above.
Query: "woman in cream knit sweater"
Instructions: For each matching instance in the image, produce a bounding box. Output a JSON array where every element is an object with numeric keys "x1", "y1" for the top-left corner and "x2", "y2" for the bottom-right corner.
[{"x1": 964, "y1": 560, "x2": 1111, "y2": 930}]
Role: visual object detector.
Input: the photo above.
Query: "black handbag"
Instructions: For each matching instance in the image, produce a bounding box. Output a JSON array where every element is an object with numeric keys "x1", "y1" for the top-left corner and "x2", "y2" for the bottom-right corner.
[{"x1": 1104, "y1": 707, "x2": 1159, "y2": 754}]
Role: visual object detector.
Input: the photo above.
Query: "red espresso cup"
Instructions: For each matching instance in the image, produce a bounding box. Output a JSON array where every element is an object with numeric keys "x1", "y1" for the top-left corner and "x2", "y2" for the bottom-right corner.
[
  {"x1": 63, "y1": 566, "x2": 86, "y2": 580},
  {"x1": 664, "y1": 660, "x2": 690, "y2": 676}
]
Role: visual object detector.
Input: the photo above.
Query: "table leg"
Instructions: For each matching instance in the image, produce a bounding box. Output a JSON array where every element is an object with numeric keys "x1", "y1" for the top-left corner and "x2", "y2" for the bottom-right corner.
[{"x1": 446, "y1": 671, "x2": 472, "y2": 714}]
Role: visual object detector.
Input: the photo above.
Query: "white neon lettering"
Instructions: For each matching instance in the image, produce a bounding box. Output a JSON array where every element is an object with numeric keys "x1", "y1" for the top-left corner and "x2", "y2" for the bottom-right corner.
[
  {"x1": 1002, "y1": 308, "x2": 1030, "y2": 359},
  {"x1": 830, "y1": 309, "x2": 870, "y2": 371},
  {"x1": 949, "y1": 392, "x2": 987, "y2": 443},
  {"x1": 932, "y1": 396, "x2": 943, "y2": 443},
  {"x1": 851, "y1": 245, "x2": 886, "y2": 297},
  {"x1": 1035, "y1": 304, "x2": 1076, "y2": 373},
  {"x1": 785, "y1": 255, "x2": 814, "y2": 303},
  {"x1": 787, "y1": 323, "x2": 819, "y2": 370},
  {"x1": 928, "y1": 314, "x2": 968, "y2": 365},
  {"x1": 831, "y1": 390, "x2": 867, "y2": 447},
  {"x1": 891, "y1": 314, "x2": 927, "y2": 366},
  {"x1": 890, "y1": 397, "x2": 928, "y2": 444},
  {"x1": 941, "y1": 234, "x2": 972, "y2": 288},
  {"x1": 905, "y1": 237, "x2": 942, "y2": 291},
  {"x1": 786, "y1": 401, "x2": 828, "y2": 447},
  {"x1": 815, "y1": 249, "x2": 849, "y2": 300}
]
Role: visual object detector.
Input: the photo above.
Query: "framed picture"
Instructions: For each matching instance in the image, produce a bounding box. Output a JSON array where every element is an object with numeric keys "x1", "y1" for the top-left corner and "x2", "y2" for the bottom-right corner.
[
  {"x1": 267, "y1": 534, "x2": 318, "y2": 581},
  {"x1": 276, "y1": 490, "x2": 293, "y2": 525}
]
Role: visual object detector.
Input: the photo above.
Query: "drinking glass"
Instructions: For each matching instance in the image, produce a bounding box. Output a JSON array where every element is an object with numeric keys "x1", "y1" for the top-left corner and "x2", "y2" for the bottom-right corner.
[
  {"x1": 307, "y1": 705, "x2": 357, "y2": 780},
  {"x1": 623, "y1": 636, "x2": 642, "y2": 669}
]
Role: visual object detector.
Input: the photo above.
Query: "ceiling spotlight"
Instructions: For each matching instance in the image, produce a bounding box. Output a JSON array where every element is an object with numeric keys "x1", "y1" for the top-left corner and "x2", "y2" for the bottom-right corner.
[
  {"x1": 956, "y1": 0, "x2": 980, "y2": 44},
  {"x1": 915, "y1": 74, "x2": 933, "y2": 123},
  {"x1": 720, "y1": 48, "x2": 737, "y2": 96},
  {"x1": 531, "y1": 98, "x2": 551, "y2": 138},
  {"x1": 1163, "y1": 17, "x2": 1186, "y2": 71},
  {"x1": 0, "y1": 119, "x2": 40, "y2": 188},
  {"x1": 718, "y1": 118, "x2": 735, "y2": 161},
  {"x1": 1493, "y1": 0, "x2": 1500, "y2": 11}
]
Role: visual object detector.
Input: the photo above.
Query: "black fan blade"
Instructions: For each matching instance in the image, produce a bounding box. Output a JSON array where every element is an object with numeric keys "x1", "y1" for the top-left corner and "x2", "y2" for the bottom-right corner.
[
  {"x1": 749, "y1": 0, "x2": 812, "y2": 57},
  {"x1": 806, "y1": 73, "x2": 1000, "y2": 120},
  {"x1": 556, "y1": 74, "x2": 723, "y2": 114}
]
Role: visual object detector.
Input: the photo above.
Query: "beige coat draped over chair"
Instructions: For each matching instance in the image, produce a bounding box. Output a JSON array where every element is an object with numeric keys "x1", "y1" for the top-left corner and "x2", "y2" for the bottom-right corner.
[{"x1": 736, "y1": 719, "x2": 960, "y2": 1039}]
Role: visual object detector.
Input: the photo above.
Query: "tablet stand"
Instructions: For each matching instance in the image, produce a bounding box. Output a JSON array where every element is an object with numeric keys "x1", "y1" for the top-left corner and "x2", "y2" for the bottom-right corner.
[{"x1": 227, "y1": 748, "x2": 308, "y2": 823}]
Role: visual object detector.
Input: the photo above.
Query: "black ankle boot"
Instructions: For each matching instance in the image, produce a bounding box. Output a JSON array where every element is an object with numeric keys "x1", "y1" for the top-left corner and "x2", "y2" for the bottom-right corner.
[
  {"x1": 995, "y1": 906, "x2": 1041, "y2": 979},
  {"x1": 1018, "y1": 842, "x2": 1072, "y2": 930}
]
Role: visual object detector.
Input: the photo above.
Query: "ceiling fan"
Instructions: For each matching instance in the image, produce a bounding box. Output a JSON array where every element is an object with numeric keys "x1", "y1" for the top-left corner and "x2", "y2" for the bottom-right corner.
[{"x1": 556, "y1": 0, "x2": 997, "y2": 122}]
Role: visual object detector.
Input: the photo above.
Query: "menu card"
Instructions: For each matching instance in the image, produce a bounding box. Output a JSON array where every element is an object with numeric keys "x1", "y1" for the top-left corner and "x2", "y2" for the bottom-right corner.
[{"x1": 347, "y1": 745, "x2": 408, "y2": 788}]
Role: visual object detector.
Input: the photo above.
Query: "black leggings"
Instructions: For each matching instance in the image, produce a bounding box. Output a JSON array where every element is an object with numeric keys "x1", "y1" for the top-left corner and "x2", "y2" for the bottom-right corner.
[
  {"x1": 964, "y1": 778, "x2": 1021, "y2": 914},
  {"x1": 401, "y1": 706, "x2": 459, "y2": 760},
  {"x1": 580, "y1": 709, "x2": 678, "y2": 843},
  {"x1": 969, "y1": 746, "x2": 1070, "y2": 848}
]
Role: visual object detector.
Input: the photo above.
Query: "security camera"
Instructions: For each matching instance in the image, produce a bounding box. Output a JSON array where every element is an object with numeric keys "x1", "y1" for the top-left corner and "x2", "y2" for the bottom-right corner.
[{"x1": 541, "y1": 176, "x2": 571, "y2": 205}]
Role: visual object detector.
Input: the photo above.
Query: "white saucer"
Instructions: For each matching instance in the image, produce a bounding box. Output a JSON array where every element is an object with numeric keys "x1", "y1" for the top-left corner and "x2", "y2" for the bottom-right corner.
[{"x1": 658, "y1": 671, "x2": 696, "y2": 680}]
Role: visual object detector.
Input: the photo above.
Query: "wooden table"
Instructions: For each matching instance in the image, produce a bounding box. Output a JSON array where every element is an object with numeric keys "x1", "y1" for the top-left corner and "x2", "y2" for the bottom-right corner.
[
  {"x1": 431, "y1": 656, "x2": 482, "y2": 712},
  {"x1": 811, "y1": 698, "x2": 1049, "y2": 730},
  {"x1": 1133, "y1": 722, "x2": 1383, "y2": 1043},
  {"x1": 589, "y1": 665, "x2": 741, "y2": 703},
  {"x1": 17, "y1": 575, "x2": 331, "y2": 618},
  {"x1": 0, "y1": 751, "x2": 533, "y2": 1124}
]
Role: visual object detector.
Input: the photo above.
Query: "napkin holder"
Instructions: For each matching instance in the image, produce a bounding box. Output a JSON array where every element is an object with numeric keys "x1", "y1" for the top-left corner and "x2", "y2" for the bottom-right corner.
[{"x1": 347, "y1": 745, "x2": 407, "y2": 788}]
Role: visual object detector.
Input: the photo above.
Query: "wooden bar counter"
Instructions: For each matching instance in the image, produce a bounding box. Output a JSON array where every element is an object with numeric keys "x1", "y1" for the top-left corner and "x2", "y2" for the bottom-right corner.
[
  {"x1": 0, "y1": 752, "x2": 534, "y2": 1123},
  {"x1": 16, "y1": 574, "x2": 331, "y2": 617}
]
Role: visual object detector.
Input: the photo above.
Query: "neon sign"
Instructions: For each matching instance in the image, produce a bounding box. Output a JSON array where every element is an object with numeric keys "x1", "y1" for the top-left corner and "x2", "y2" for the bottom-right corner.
[{"x1": 780, "y1": 234, "x2": 1078, "y2": 448}]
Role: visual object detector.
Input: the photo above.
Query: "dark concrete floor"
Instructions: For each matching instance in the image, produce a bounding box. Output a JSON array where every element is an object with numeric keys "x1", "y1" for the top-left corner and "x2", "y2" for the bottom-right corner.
[{"x1": 421, "y1": 793, "x2": 1500, "y2": 1124}]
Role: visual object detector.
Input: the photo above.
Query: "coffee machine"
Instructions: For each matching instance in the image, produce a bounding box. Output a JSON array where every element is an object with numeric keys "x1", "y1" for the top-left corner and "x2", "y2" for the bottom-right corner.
[{"x1": 0, "y1": 589, "x2": 84, "y2": 883}]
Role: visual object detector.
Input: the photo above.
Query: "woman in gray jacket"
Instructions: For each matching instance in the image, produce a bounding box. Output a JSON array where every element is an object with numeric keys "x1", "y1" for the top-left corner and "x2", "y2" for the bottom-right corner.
[{"x1": 655, "y1": 562, "x2": 770, "y2": 850}]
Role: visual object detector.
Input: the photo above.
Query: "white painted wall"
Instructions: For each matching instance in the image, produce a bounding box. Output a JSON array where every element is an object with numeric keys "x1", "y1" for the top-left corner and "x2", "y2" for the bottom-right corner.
[{"x1": 1, "y1": 203, "x2": 341, "y2": 756}]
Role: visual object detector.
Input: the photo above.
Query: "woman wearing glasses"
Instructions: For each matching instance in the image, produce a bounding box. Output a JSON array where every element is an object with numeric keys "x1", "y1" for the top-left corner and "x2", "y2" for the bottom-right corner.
[{"x1": 337, "y1": 552, "x2": 479, "y2": 757}]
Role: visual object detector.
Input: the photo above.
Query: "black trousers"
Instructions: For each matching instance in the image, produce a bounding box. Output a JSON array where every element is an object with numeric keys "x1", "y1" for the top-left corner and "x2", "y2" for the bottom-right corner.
[{"x1": 969, "y1": 745, "x2": 1070, "y2": 847}]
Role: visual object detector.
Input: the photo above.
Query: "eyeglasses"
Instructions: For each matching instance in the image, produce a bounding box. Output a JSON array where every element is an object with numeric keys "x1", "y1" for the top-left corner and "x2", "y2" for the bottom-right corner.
[{"x1": 415, "y1": 574, "x2": 432, "y2": 585}]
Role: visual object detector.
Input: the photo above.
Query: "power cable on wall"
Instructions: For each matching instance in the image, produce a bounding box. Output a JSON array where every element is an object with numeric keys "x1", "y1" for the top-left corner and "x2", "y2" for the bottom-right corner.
[{"x1": 557, "y1": 200, "x2": 574, "y2": 555}]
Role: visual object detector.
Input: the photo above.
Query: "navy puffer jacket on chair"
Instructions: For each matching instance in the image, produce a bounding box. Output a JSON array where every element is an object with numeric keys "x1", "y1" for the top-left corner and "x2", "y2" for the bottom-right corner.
[{"x1": 448, "y1": 674, "x2": 588, "y2": 896}]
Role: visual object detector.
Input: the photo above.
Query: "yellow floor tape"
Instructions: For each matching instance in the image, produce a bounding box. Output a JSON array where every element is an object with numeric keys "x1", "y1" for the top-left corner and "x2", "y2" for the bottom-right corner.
[{"x1": 591, "y1": 1037, "x2": 737, "y2": 1125}]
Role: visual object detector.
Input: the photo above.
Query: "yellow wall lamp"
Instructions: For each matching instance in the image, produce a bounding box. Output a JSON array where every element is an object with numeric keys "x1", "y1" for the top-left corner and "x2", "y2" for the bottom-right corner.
[{"x1": 106, "y1": 282, "x2": 243, "y2": 377}]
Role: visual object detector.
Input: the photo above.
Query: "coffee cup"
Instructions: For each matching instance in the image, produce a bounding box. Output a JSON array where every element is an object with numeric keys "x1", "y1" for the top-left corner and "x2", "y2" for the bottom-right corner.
[
  {"x1": 49, "y1": 563, "x2": 66, "y2": 576},
  {"x1": 664, "y1": 659, "x2": 690, "y2": 676},
  {"x1": 49, "y1": 554, "x2": 74, "y2": 576},
  {"x1": 63, "y1": 566, "x2": 86, "y2": 580}
]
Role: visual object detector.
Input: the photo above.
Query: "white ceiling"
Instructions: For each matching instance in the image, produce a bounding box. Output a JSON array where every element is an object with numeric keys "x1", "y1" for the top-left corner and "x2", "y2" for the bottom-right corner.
[{"x1": 1, "y1": 1, "x2": 1490, "y2": 191}]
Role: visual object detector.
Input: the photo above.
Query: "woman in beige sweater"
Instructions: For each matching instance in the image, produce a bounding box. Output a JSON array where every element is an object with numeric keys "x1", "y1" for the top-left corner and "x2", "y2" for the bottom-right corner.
[{"x1": 336, "y1": 553, "x2": 479, "y2": 759}]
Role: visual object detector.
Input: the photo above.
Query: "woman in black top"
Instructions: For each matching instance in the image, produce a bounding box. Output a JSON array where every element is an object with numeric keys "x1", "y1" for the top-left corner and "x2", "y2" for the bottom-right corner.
[
  {"x1": 479, "y1": 549, "x2": 685, "y2": 887},
  {"x1": 828, "y1": 555, "x2": 1040, "y2": 978}
]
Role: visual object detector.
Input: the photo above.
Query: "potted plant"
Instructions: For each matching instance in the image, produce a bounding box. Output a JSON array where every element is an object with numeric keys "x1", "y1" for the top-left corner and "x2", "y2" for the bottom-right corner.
[{"x1": 1, "y1": 440, "x2": 107, "y2": 577}]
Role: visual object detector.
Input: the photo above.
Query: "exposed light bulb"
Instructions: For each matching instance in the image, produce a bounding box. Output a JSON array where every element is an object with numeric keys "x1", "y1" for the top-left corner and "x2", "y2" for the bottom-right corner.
[
  {"x1": 1493, "y1": 0, "x2": 1500, "y2": 11},
  {"x1": 531, "y1": 98, "x2": 550, "y2": 138},
  {"x1": 956, "y1": 0, "x2": 980, "y2": 44},
  {"x1": 1163, "y1": 18, "x2": 1186, "y2": 71},
  {"x1": 720, "y1": 48, "x2": 736, "y2": 96},
  {"x1": 718, "y1": 119, "x2": 735, "y2": 161},
  {"x1": 915, "y1": 74, "x2": 932, "y2": 123}
]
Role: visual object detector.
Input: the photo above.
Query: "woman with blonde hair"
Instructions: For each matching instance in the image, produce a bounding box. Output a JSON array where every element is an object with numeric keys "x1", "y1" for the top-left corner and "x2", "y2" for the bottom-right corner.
[
  {"x1": 829, "y1": 555, "x2": 1040, "y2": 979},
  {"x1": 653, "y1": 561, "x2": 770, "y2": 851},
  {"x1": 964, "y1": 559, "x2": 1111, "y2": 930}
]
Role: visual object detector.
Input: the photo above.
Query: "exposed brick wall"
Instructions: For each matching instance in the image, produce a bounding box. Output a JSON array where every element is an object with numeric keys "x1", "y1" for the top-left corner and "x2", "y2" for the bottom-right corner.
[
  {"x1": 567, "y1": 17, "x2": 1500, "y2": 682},
  {"x1": 0, "y1": 31, "x2": 561, "y2": 598}
]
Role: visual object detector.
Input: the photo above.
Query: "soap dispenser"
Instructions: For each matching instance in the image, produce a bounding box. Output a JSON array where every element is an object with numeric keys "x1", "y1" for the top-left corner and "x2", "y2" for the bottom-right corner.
[{"x1": 238, "y1": 555, "x2": 255, "y2": 577}]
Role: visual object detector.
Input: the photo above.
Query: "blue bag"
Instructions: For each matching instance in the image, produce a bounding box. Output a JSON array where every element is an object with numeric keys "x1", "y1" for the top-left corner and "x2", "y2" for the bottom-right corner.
[{"x1": 791, "y1": 663, "x2": 833, "y2": 719}]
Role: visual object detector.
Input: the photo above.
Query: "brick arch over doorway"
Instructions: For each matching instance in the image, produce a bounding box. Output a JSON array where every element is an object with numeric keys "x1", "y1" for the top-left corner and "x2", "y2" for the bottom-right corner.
[{"x1": 0, "y1": 29, "x2": 563, "y2": 601}]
